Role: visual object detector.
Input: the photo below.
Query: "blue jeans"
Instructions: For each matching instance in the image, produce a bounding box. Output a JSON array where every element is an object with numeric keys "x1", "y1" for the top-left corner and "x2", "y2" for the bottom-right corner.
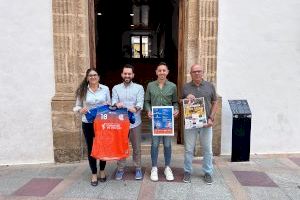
[
  {"x1": 184, "y1": 127, "x2": 213, "y2": 175},
  {"x1": 151, "y1": 136, "x2": 172, "y2": 167}
]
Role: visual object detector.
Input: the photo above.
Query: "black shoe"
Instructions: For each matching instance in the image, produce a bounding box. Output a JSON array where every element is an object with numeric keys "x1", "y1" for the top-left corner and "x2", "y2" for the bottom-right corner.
[
  {"x1": 204, "y1": 173, "x2": 213, "y2": 185},
  {"x1": 91, "y1": 179, "x2": 98, "y2": 186},
  {"x1": 99, "y1": 175, "x2": 107, "y2": 182},
  {"x1": 183, "y1": 172, "x2": 191, "y2": 183}
]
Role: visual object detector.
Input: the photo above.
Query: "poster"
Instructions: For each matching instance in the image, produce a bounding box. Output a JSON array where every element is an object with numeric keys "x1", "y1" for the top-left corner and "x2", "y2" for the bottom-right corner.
[
  {"x1": 152, "y1": 106, "x2": 174, "y2": 136},
  {"x1": 183, "y1": 97, "x2": 207, "y2": 129}
]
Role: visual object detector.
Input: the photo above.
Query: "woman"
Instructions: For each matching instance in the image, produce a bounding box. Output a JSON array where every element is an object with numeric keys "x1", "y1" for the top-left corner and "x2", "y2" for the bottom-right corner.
[{"x1": 73, "y1": 68, "x2": 111, "y2": 186}]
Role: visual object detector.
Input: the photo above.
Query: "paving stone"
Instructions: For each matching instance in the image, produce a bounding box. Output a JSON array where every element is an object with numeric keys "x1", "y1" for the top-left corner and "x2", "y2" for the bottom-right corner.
[
  {"x1": 267, "y1": 170, "x2": 300, "y2": 200},
  {"x1": 63, "y1": 166, "x2": 116, "y2": 199},
  {"x1": 233, "y1": 171, "x2": 278, "y2": 187},
  {"x1": 245, "y1": 187, "x2": 290, "y2": 200},
  {"x1": 4, "y1": 165, "x2": 76, "y2": 179},
  {"x1": 289, "y1": 157, "x2": 300, "y2": 167},
  {"x1": 13, "y1": 178, "x2": 63, "y2": 197},
  {"x1": 155, "y1": 182, "x2": 190, "y2": 200},
  {"x1": 0, "y1": 176, "x2": 32, "y2": 195},
  {"x1": 253, "y1": 158, "x2": 287, "y2": 169},
  {"x1": 226, "y1": 160, "x2": 260, "y2": 171},
  {"x1": 100, "y1": 181, "x2": 141, "y2": 199},
  {"x1": 63, "y1": 175, "x2": 108, "y2": 199},
  {"x1": 187, "y1": 183, "x2": 234, "y2": 200}
]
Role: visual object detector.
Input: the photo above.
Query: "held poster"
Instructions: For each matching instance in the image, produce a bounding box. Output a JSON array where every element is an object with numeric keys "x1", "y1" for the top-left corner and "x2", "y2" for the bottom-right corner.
[
  {"x1": 152, "y1": 106, "x2": 174, "y2": 136},
  {"x1": 183, "y1": 97, "x2": 207, "y2": 129}
]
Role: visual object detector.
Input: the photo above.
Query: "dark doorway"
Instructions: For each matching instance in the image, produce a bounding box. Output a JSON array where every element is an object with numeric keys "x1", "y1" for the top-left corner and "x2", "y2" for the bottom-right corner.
[
  {"x1": 93, "y1": 0, "x2": 180, "y2": 143},
  {"x1": 94, "y1": 0, "x2": 179, "y2": 89}
]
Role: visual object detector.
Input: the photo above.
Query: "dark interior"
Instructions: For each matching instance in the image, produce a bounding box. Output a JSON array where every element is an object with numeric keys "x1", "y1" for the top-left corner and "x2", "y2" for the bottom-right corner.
[{"x1": 94, "y1": 0, "x2": 179, "y2": 89}]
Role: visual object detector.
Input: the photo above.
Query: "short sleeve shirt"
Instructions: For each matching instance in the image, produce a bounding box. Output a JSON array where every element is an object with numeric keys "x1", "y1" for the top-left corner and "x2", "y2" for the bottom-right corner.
[{"x1": 182, "y1": 81, "x2": 217, "y2": 118}]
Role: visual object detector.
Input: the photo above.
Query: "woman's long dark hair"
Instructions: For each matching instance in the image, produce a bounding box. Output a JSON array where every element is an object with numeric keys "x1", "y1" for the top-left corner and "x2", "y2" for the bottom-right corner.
[{"x1": 75, "y1": 68, "x2": 96, "y2": 101}]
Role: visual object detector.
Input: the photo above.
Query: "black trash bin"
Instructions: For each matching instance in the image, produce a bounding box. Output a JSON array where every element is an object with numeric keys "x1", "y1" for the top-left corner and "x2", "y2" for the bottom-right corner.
[{"x1": 228, "y1": 100, "x2": 252, "y2": 162}]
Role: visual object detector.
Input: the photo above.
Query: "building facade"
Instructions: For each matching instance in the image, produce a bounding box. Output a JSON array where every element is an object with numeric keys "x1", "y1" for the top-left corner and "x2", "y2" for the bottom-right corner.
[{"x1": 0, "y1": 0, "x2": 299, "y2": 165}]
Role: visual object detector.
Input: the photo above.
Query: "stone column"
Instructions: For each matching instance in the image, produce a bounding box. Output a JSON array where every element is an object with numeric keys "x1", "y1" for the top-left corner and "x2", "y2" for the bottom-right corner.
[
  {"x1": 184, "y1": 0, "x2": 221, "y2": 155},
  {"x1": 51, "y1": 0, "x2": 90, "y2": 162}
]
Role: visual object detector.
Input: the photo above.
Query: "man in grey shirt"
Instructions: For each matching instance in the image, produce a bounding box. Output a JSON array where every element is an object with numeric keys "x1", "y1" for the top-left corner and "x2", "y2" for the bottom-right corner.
[
  {"x1": 182, "y1": 64, "x2": 218, "y2": 184},
  {"x1": 112, "y1": 64, "x2": 145, "y2": 180}
]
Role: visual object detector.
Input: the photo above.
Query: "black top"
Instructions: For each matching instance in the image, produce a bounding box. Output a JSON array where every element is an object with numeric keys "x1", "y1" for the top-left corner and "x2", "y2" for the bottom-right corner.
[{"x1": 228, "y1": 100, "x2": 251, "y2": 115}]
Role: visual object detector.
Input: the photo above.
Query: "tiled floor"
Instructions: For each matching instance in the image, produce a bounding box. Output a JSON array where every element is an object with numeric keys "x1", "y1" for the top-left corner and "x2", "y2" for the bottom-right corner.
[
  {"x1": 289, "y1": 157, "x2": 300, "y2": 166},
  {"x1": 13, "y1": 178, "x2": 63, "y2": 197},
  {"x1": 232, "y1": 171, "x2": 278, "y2": 187},
  {"x1": 0, "y1": 154, "x2": 299, "y2": 200}
]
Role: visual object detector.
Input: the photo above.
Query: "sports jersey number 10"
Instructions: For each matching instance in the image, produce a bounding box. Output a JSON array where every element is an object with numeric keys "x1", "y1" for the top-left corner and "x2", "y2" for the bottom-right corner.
[{"x1": 100, "y1": 114, "x2": 108, "y2": 120}]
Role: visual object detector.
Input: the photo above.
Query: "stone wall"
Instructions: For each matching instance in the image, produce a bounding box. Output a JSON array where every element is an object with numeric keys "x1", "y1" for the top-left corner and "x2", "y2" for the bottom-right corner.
[{"x1": 52, "y1": 0, "x2": 90, "y2": 162}]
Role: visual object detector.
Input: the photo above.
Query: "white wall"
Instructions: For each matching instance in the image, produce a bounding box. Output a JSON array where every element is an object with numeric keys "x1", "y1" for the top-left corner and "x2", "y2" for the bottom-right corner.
[
  {"x1": 0, "y1": 0, "x2": 55, "y2": 164},
  {"x1": 218, "y1": 0, "x2": 300, "y2": 154}
]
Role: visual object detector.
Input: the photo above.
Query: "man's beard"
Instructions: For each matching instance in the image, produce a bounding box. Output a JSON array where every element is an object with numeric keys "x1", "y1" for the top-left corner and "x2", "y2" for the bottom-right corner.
[{"x1": 123, "y1": 78, "x2": 132, "y2": 84}]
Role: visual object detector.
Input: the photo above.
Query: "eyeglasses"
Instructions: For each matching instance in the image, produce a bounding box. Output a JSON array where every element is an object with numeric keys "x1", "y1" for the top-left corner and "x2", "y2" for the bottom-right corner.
[
  {"x1": 191, "y1": 70, "x2": 203, "y2": 74},
  {"x1": 88, "y1": 74, "x2": 98, "y2": 77}
]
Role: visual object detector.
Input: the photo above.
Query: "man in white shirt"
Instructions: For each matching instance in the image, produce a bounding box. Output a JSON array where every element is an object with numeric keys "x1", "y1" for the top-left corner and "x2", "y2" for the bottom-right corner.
[{"x1": 112, "y1": 64, "x2": 145, "y2": 180}]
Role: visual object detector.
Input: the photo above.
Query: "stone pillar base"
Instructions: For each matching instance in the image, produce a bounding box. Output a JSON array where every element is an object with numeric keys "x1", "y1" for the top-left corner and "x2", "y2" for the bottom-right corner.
[{"x1": 52, "y1": 95, "x2": 83, "y2": 162}]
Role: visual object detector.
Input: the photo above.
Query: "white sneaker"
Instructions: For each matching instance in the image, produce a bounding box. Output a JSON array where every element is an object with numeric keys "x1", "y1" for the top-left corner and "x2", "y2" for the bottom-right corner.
[
  {"x1": 164, "y1": 166, "x2": 174, "y2": 181},
  {"x1": 150, "y1": 167, "x2": 158, "y2": 181}
]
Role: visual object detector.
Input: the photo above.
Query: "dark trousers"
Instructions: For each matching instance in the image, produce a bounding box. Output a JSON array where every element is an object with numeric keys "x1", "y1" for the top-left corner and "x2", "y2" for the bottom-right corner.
[{"x1": 82, "y1": 122, "x2": 106, "y2": 174}]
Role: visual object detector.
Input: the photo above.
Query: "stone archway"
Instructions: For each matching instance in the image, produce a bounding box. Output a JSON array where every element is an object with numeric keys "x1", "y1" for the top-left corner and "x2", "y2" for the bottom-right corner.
[{"x1": 51, "y1": 0, "x2": 221, "y2": 162}]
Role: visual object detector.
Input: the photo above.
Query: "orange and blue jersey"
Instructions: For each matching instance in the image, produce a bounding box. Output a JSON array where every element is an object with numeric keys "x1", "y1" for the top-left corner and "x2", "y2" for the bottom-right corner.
[{"x1": 85, "y1": 105, "x2": 135, "y2": 160}]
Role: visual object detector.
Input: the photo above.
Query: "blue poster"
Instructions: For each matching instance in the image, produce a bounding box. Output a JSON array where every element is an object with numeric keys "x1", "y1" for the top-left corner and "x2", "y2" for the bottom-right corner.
[{"x1": 152, "y1": 106, "x2": 174, "y2": 136}]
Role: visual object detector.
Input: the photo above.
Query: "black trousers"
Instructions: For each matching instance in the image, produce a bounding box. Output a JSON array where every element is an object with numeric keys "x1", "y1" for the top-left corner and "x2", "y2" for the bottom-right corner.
[{"x1": 82, "y1": 122, "x2": 106, "y2": 174}]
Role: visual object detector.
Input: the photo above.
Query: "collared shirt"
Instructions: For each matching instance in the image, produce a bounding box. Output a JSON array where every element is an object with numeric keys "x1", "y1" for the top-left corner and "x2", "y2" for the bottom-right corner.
[
  {"x1": 73, "y1": 84, "x2": 111, "y2": 123},
  {"x1": 144, "y1": 80, "x2": 179, "y2": 111},
  {"x1": 112, "y1": 82, "x2": 144, "y2": 128},
  {"x1": 182, "y1": 80, "x2": 217, "y2": 118}
]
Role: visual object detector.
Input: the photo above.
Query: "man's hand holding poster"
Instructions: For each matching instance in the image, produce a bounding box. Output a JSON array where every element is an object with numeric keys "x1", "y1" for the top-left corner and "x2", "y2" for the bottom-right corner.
[
  {"x1": 152, "y1": 106, "x2": 174, "y2": 136},
  {"x1": 183, "y1": 97, "x2": 207, "y2": 129}
]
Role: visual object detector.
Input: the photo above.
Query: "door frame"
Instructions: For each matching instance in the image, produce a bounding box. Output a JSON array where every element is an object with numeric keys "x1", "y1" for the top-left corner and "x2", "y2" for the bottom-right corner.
[
  {"x1": 88, "y1": 0, "x2": 96, "y2": 68},
  {"x1": 87, "y1": 0, "x2": 186, "y2": 144}
]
